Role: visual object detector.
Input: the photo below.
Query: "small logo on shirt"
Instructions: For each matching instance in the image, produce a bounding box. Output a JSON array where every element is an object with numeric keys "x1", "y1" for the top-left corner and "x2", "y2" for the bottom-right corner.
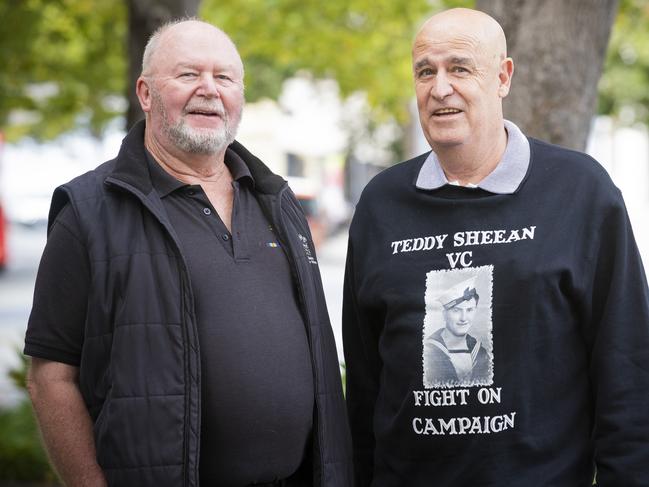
[
  {"x1": 266, "y1": 242, "x2": 279, "y2": 248},
  {"x1": 298, "y1": 233, "x2": 318, "y2": 265}
]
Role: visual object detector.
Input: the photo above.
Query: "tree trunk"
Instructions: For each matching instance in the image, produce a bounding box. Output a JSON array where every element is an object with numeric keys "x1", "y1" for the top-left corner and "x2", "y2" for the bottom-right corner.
[
  {"x1": 475, "y1": 0, "x2": 618, "y2": 150},
  {"x1": 126, "y1": 0, "x2": 201, "y2": 129}
]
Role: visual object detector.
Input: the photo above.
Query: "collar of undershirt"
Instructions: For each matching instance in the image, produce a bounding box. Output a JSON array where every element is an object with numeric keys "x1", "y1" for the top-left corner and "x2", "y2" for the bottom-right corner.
[
  {"x1": 415, "y1": 119, "x2": 530, "y2": 194},
  {"x1": 145, "y1": 148, "x2": 254, "y2": 198}
]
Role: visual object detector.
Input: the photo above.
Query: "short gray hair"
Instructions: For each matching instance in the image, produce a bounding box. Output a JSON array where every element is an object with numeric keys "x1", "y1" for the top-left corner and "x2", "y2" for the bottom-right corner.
[{"x1": 141, "y1": 17, "x2": 240, "y2": 77}]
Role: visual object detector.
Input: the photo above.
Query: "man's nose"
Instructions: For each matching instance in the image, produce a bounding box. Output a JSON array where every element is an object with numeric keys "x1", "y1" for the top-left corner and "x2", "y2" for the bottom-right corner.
[
  {"x1": 196, "y1": 73, "x2": 221, "y2": 97},
  {"x1": 431, "y1": 71, "x2": 454, "y2": 100}
]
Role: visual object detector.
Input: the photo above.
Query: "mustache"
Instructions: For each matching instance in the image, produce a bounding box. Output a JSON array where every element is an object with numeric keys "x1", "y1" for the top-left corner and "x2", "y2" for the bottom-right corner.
[{"x1": 183, "y1": 101, "x2": 227, "y2": 117}]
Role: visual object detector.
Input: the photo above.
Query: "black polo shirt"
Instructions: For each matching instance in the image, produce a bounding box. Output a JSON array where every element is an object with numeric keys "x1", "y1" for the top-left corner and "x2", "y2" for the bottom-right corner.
[
  {"x1": 147, "y1": 149, "x2": 314, "y2": 484},
  {"x1": 25, "y1": 149, "x2": 315, "y2": 486}
]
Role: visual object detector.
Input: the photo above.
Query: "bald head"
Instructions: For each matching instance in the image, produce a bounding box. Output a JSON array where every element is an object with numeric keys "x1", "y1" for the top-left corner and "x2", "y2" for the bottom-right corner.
[
  {"x1": 142, "y1": 19, "x2": 243, "y2": 78},
  {"x1": 411, "y1": 7, "x2": 514, "y2": 159},
  {"x1": 414, "y1": 8, "x2": 507, "y2": 64},
  {"x1": 135, "y1": 18, "x2": 245, "y2": 159}
]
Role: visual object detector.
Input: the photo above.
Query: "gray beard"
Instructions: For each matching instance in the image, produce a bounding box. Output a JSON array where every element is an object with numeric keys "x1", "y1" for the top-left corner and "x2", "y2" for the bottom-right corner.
[
  {"x1": 164, "y1": 116, "x2": 236, "y2": 155},
  {"x1": 151, "y1": 88, "x2": 241, "y2": 155}
]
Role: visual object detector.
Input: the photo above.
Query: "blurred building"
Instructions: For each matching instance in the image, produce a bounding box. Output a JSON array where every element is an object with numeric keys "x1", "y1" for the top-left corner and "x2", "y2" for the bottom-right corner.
[{"x1": 237, "y1": 78, "x2": 352, "y2": 242}]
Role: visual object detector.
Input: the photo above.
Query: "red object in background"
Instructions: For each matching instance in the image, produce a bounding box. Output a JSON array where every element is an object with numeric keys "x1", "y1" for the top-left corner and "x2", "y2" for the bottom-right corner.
[{"x1": 296, "y1": 194, "x2": 325, "y2": 249}]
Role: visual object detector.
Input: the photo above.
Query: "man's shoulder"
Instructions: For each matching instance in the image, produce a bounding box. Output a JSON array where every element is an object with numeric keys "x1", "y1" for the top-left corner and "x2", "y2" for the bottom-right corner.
[
  {"x1": 349, "y1": 153, "x2": 427, "y2": 234},
  {"x1": 60, "y1": 158, "x2": 118, "y2": 193},
  {"x1": 48, "y1": 158, "x2": 119, "y2": 228},
  {"x1": 529, "y1": 137, "x2": 612, "y2": 182},
  {"x1": 528, "y1": 137, "x2": 622, "y2": 201},
  {"x1": 465, "y1": 333, "x2": 487, "y2": 353},
  {"x1": 364, "y1": 153, "x2": 428, "y2": 195},
  {"x1": 425, "y1": 328, "x2": 447, "y2": 347},
  {"x1": 354, "y1": 152, "x2": 428, "y2": 217}
]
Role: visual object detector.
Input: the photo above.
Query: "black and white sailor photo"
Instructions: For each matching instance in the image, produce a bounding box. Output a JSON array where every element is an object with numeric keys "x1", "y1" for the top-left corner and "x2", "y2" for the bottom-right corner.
[{"x1": 423, "y1": 267, "x2": 493, "y2": 388}]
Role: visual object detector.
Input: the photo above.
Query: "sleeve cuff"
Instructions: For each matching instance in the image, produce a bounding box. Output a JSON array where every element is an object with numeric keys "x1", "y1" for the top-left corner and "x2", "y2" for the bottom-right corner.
[{"x1": 23, "y1": 340, "x2": 81, "y2": 367}]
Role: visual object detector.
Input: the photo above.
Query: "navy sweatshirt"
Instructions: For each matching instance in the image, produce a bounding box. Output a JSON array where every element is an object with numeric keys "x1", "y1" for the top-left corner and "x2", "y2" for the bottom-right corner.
[{"x1": 343, "y1": 137, "x2": 649, "y2": 487}]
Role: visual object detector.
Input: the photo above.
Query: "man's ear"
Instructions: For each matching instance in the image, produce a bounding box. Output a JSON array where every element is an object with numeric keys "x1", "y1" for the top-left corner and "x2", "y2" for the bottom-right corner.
[
  {"x1": 498, "y1": 57, "x2": 514, "y2": 98},
  {"x1": 136, "y1": 76, "x2": 153, "y2": 113}
]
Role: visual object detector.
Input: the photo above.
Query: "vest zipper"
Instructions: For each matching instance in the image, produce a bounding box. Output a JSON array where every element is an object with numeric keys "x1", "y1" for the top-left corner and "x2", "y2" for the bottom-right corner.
[{"x1": 105, "y1": 178, "x2": 200, "y2": 486}]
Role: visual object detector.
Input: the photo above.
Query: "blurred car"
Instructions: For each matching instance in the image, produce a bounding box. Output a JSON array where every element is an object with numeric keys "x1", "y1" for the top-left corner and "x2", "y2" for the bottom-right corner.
[
  {"x1": 4, "y1": 192, "x2": 51, "y2": 228},
  {"x1": 1, "y1": 143, "x2": 84, "y2": 228},
  {"x1": 287, "y1": 176, "x2": 327, "y2": 248}
]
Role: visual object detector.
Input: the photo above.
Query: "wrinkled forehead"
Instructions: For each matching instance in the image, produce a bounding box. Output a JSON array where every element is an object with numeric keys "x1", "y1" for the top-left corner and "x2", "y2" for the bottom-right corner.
[
  {"x1": 412, "y1": 14, "x2": 505, "y2": 66},
  {"x1": 152, "y1": 24, "x2": 243, "y2": 77},
  {"x1": 412, "y1": 28, "x2": 491, "y2": 66}
]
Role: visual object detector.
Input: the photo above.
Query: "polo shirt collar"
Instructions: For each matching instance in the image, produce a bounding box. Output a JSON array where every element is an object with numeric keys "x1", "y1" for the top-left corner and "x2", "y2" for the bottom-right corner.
[
  {"x1": 146, "y1": 147, "x2": 255, "y2": 198},
  {"x1": 415, "y1": 119, "x2": 530, "y2": 194}
]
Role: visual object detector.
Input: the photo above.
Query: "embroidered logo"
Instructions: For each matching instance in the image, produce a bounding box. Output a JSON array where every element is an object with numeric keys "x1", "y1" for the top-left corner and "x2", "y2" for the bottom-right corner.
[{"x1": 298, "y1": 233, "x2": 318, "y2": 265}]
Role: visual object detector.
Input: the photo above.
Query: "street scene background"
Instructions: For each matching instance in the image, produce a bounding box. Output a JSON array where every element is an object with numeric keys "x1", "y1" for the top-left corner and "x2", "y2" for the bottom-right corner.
[{"x1": 2, "y1": 0, "x2": 649, "y2": 482}]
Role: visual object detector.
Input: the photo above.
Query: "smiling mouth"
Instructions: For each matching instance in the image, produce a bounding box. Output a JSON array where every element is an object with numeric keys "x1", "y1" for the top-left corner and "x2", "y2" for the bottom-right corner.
[
  {"x1": 187, "y1": 110, "x2": 222, "y2": 117},
  {"x1": 432, "y1": 108, "x2": 462, "y2": 117}
]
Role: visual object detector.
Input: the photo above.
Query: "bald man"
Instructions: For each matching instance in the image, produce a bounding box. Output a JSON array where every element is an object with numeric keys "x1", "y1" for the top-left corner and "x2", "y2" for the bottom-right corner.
[
  {"x1": 343, "y1": 8, "x2": 649, "y2": 487},
  {"x1": 25, "y1": 19, "x2": 352, "y2": 487}
]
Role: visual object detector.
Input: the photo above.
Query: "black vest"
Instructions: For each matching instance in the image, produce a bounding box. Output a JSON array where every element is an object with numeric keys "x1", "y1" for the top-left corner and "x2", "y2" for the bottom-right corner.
[{"x1": 48, "y1": 121, "x2": 353, "y2": 486}]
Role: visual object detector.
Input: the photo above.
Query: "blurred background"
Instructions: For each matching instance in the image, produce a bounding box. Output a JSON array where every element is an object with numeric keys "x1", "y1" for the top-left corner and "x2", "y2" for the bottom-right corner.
[{"x1": 1, "y1": 0, "x2": 649, "y2": 482}]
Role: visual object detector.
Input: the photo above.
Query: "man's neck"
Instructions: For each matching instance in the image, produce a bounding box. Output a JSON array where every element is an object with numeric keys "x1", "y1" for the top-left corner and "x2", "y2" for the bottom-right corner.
[
  {"x1": 144, "y1": 129, "x2": 230, "y2": 186},
  {"x1": 434, "y1": 125, "x2": 508, "y2": 187},
  {"x1": 441, "y1": 329, "x2": 470, "y2": 350},
  {"x1": 144, "y1": 129, "x2": 237, "y2": 231}
]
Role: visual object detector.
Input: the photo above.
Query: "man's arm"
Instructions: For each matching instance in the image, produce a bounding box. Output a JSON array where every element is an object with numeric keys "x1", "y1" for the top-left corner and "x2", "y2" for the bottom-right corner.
[
  {"x1": 27, "y1": 358, "x2": 107, "y2": 487},
  {"x1": 581, "y1": 196, "x2": 649, "y2": 486},
  {"x1": 342, "y1": 239, "x2": 382, "y2": 487}
]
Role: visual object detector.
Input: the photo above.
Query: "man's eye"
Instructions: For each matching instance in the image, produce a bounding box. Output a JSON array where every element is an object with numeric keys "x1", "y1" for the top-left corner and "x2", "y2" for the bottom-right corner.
[
  {"x1": 180, "y1": 72, "x2": 198, "y2": 78},
  {"x1": 215, "y1": 74, "x2": 233, "y2": 82},
  {"x1": 452, "y1": 66, "x2": 469, "y2": 74},
  {"x1": 418, "y1": 68, "x2": 434, "y2": 78}
]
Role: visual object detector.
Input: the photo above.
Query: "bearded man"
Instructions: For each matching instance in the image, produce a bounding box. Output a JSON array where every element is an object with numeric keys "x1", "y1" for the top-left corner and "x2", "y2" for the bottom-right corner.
[{"x1": 24, "y1": 19, "x2": 352, "y2": 487}]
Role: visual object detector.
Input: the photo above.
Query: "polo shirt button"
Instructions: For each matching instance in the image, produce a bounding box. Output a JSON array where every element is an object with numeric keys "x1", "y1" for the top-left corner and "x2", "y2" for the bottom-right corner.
[
  {"x1": 222, "y1": 234, "x2": 230, "y2": 241},
  {"x1": 203, "y1": 207, "x2": 211, "y2": 215}
]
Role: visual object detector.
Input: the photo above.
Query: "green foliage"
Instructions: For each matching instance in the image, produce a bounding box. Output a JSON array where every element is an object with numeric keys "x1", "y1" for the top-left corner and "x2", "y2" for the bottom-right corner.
[
  {"x1": 8, "y1": 352, "x2": 29, "y2": 391},
  {"x1": 0, "y1": 353, "x2": 58, "y2": 483},
  {"x1": 201, "y1": 0, "x2": 442, "y2": 124},
  {"x1": 598, "y1": 0, "x2": 649, "y2": 124},
  {"x1": 0, "y1": 0, "x2": 126, "y2": 142},
  {"x1": 2, "y1": 0, "x2": 645, "y2": 143},
  {"x1": 3, "y1": 0, "x2": 462, "y2": 142},
  {"x1": 0, "y1": 402, "x2": 58, "y2": 482}
]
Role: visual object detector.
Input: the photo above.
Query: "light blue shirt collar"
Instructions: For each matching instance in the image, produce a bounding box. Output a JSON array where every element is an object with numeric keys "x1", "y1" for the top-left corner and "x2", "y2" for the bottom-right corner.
[{"x1": 415, "y1": 120, "x2": 530, "y2": 194}]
